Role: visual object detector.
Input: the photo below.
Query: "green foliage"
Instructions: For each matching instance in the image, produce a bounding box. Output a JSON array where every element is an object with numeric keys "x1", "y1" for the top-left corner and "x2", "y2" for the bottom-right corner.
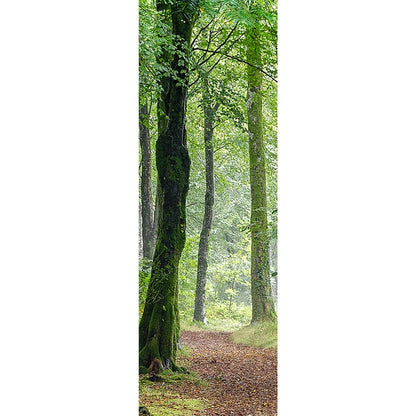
[
  {"x1": 181, "y1": 303, "x2": 251, "y2": 332},
  {"x1": 139, "y1": 0, "x2": 277, "y2": 333},
  {"x1": 207, "y1": 303, "x2": 251, "y2": 325},
  {"x1": 231, "y1": 320, "x2": 277, "y2": 349}
]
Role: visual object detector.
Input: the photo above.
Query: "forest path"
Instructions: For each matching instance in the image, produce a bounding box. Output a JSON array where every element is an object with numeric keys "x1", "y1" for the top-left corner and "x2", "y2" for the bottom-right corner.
[{"x1": 178, "y1": 330, "x2": 277, "y2": 416}]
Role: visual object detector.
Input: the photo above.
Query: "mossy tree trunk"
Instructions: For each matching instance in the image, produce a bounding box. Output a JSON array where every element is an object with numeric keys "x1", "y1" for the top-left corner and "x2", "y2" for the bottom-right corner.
[
  {"x1": 193, "y1": 87, "x2": 219, "y2": 324},
  {"x1": 139, "y1": 101, "x2": 156, "y2": 259},
  {"x1": 139, "y1": 0, "x2": 198, "y2": 370},
  {"x1": 246, "y1": 25, "x2": 276, "y2": 323}
]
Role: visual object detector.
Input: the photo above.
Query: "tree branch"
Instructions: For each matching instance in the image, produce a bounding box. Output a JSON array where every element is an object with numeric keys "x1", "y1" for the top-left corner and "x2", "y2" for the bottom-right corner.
[
  {"x1": 213, "y1": 144, "x2": 227, "y2": 153},
  {"x1": 196, "y1": 24, "x2": 238, "y2": 67},
  {"x1": 189, "y1": 32, "x2": 244, "y2": 88},
  {"x1": 193, "y1": 48, "x2": 277, "y2": 83},
  {"x1": 191, "y1": 15, "x2": 216, "y2": 48}
]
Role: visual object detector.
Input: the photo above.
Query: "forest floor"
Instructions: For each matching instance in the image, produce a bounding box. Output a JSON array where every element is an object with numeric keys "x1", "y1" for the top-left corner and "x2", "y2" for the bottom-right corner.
[{"x1": 139, "y1": 330, "x2": 277, "y2": 416}]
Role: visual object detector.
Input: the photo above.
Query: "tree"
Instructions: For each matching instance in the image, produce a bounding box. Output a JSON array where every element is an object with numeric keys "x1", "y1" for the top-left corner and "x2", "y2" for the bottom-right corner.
[
  {"x1": 193, "y1": 80, "x2": 219, "y2": 324},
  {"x1": 139, "y1": 0, "x2": 161, "y2": 260},
  {"x1": 139, "y1": 101, "x2": 157, "y2": 259},
  {"x1": 139, "y1": 0, "x2": 277, "y2": 335},
  {"x1": 190, "y1": 11, "x2": 247, "y2": 323},
  {"x1": 246, "y1": 9, "x2": 276, "y2": 322},
  {"x1": 139, "y1": 0, "x2": 199, "y2": 370},
  {"x1": 186, "y1": 0, "x2": 277, "y2": 322}
]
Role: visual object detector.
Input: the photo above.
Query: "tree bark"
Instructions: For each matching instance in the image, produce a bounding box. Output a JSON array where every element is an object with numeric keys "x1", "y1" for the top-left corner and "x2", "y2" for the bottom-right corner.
[
  {"x1": 139, "y1": 1, "x2": 197, "y2": 370},
  {"x1": 139, "y1": 101, "x2": 156, "y2": 259},
  {"x1": 246, "y1": 25, "x2": 276, "y2": 323},
  {"x1": 193, "y1": 95, "x2": 218, "y2": 324}
]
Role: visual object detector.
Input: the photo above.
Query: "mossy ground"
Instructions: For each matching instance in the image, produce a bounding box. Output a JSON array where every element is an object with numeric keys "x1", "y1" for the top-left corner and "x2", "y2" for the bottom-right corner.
[
  {"x1": 139, "y1": 382, "x2": 205, "y2": 416},
  {"x1": 139, "y1": 348, "x2": 207, "y2": 416},
  {"x1": 231, "y1": 320, "x2": 277, "y2": 349}
]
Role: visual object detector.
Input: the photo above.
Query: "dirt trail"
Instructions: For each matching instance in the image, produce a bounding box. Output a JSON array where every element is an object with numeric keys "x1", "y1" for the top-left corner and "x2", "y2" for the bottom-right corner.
[{"x1": 178, "y1": 330, "x2": 277, "y2": 416}]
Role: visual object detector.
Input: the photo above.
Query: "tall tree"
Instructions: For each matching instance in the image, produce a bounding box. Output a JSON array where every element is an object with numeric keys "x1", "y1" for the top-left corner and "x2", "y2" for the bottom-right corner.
[
  {"x1": 189, "y1": 10, "x2": 248, "y2": 323},
  {"x1": 246, "y1": 15, "x2": 276, "y2": 322},
  {"x1": 193, "y1": 81, "x2": 219, "y2": 324},
  {"x1": 139, "y1": 0, "x2": 199, "y2": 370},
  {"x1": 139, "y1": 0, "x2": 160, "y2": 261},
  {"x1": 139, "y1": 101, "x2": 157, "y2": 259}
]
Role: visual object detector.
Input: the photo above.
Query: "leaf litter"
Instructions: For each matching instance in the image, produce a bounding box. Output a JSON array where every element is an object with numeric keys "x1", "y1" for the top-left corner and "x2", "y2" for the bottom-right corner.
[{"x1": 140, "y1": 330, "x2": 277, "y2": 416}]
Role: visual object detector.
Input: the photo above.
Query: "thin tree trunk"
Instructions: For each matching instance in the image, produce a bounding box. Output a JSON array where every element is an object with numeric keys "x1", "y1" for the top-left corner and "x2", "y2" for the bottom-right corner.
[
  {"x1": 193, "y1": 95, "x2": 218, "y2": 324},
  {"x1": 229, "y1": 275, "x2": 236, "y2": 312},
  {"x1": 139, "y1": 101, "x2": 156, "y2": 259},
  {"x1": 139, "y1": 1, "x2": 197, "y2": 370},
  {"x1": 246, "y1": 25, "x2": 276, "y2": 323}
]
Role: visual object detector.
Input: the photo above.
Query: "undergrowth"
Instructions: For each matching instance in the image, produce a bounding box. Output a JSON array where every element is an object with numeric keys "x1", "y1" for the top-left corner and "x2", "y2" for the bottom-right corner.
[
  {"x1": 180, "y1": 303, "x2": 251, "y2": 332},
  {"x1": 180, "y1": 318, "x2": 246, "y2": 332},
  {"x1": 231, "y1": 320, "x2": 277, "y2": 349}
]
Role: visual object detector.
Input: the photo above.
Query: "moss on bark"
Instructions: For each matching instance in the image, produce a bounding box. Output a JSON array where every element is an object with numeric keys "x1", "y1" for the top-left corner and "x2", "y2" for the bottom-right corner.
[
  {"x1": 246, "y1": 25, "x2": 276, "y2": 323},
  {"x1": 139, "y1": 1, "x2": 197, "y2": 370}
]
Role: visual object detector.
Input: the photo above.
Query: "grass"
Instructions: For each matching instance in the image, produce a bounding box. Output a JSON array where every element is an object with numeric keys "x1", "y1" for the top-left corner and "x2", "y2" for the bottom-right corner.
[
  {"x1": 139, "y1": 380, "x2": 205, "y2": 416},
  {"x1": 139, "y1": 348, "x2": 207, "y2": 416},
  {"x1": 139, "y1": 373, "x2": 206, "y2": 416},
  {"x1": 231, "y1": 320, "x2": 277, "y2": 349}
]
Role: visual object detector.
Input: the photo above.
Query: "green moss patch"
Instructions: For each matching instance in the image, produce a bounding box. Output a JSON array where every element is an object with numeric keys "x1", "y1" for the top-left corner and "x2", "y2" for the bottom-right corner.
[
  {"x1": 142, "y1": 397, "x2": 204, "y2": 416},
  {"x1": 139, "y1": 375, "x2": 205, "y2": 416},
  {"x1": 139, "y1": 348, "x2": 207, "y2": 416}
]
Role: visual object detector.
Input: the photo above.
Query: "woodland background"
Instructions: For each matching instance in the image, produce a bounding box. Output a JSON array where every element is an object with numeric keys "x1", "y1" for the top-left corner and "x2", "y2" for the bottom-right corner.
[{"x1": 139, "y1": 0, "x2": 278, "y2": 334}]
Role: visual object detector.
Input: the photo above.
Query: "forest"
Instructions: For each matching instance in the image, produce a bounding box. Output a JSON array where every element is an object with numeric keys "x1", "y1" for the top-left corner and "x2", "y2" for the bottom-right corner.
[{"x1": 139, "y1": 0, "x2": 277, "y2": 414}]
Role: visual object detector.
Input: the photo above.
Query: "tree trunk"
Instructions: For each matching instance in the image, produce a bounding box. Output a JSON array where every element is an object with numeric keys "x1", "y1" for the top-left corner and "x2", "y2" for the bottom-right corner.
[
  {"x1": 246, "y1": 25, "x2": 276, "y2": 323},
  {"x1": 139, "y1": 101, "x2": 156, "y2": 259},
  {"x1": 139, "y1": 2, "x2": 196, "y2": 370},
  {"x1": 193, "y1": 96, "x2": 218, "y2": 324}
]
